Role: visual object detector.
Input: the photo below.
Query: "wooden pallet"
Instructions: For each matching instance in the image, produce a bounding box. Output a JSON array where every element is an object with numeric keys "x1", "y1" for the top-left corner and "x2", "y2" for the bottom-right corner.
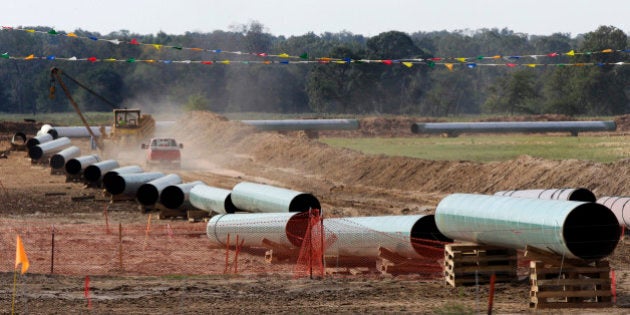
[
  {"x1": 444, "y1": 243, "x2": 518, "y2": 287},
  {"x1": 530, "y1": 260, "x2": 612, "y2": 309}
]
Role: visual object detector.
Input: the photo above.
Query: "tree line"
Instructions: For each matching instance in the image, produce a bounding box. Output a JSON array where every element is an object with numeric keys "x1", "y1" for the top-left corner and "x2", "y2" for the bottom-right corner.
[{"x1": 0, "y1": 23, "x2": 628, "y2": 116}]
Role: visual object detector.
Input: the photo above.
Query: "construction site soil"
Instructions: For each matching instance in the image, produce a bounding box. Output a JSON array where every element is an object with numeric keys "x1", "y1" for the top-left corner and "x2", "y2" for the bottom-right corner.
[{"x1": 1, "y1": 112, "x2": 630, "y2": 314}]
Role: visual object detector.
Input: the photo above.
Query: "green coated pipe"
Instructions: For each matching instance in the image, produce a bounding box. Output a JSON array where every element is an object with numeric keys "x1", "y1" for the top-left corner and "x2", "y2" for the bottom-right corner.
[
  {"x1": 231, "y1": 182, "x2": 320, "y2": 213},
  {"x1": 435, "y1": 193, "x2": 620, "y2": 261}
]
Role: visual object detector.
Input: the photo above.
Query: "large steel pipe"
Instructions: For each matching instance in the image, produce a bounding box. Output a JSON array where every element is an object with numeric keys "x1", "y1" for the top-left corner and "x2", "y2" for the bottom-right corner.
[
  {"x1": 37, "y1": 124, "x2": 55, "y2": 137},
  {"x1": 65, "y1": 154, "x2": 101, "y2": 175},
  {"x1": 49, "y1": 146, "x2": 81, "y2": 169},
  {"x1": 26, "y1": 133, "x2": 54, "y2": 150},
  {"x1": 104, "y1": 172, "x2": 165, "y2": 196},
  {"x1": 411, "y1": 121, "x2": 616, "y2": 136},
  {"x1": 494, "y1": 188, "x2": 596, "y2": 202},
  {"x1": 231, "y1": 182, "x2": 320, "y2": 213},
  {"x1": 189, "y1": 184, "x2": 238, "y2": 214},
  {"x1": 325, "y1": 215, "x2": 451, "y2": 259},
  {"x1": 83, "y1": 160, "x2": 120, "y2": 183},
  {"x1": 102, "y1": 165, "x2": 144, "y2": 188},
  {"x1": 160, "y1": 181, "x2": 205, "y2": 209},
  {"x1": 46, "y1": 126, "x2": 111, "y2": 138},
  {"x1": 597, "y1": 196, "x2": 630, "y2": 228},
  {"x1": 435, "y1": 193, "x2": 620, "y2": 261},
  {"x1": 28, "y1": 137, "x2": 72, "y2": 160},
  {"x1": 11, "y1": 132, "x2": 26, "y2": 146},
  {"x1": 241, "y1": 119, "x2": 360, "y2": 131},
  {"x1": 207, "y1": 212, "x2": 310, "y2": 248},
  {"x1": 136, "y1": 174, "x2": 182, "y2": 206}
]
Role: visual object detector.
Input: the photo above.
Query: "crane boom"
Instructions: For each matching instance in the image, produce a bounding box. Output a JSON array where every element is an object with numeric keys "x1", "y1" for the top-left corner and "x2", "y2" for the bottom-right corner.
[{"x1": 49, "y1": 67, "x2": 104, "y2": 150}]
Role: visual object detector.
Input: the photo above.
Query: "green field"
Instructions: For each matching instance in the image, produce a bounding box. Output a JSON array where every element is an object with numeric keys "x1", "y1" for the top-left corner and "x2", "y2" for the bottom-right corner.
[{"x1": 320, "y1": 134, "x2": 630, "y2": 163}]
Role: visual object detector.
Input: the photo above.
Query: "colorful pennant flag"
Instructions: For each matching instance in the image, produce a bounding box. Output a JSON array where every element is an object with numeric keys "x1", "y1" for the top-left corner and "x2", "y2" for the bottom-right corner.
[{"x1": 15, "y1": 235, "x2": 29, "y2": 274}]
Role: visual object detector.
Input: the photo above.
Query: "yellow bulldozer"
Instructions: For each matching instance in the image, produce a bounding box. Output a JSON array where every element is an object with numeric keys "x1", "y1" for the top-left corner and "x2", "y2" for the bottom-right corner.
[{"x1": 49, "y1": 67, "x2": 155, "y2": 156}]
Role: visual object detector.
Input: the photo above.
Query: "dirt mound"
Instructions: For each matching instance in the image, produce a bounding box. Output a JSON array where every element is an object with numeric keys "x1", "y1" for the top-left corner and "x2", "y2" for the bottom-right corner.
[
  {"x1": 0, "y1": 121, "x2": 40, "y2": 134},
  {"x1": 171, "y1": 111, "x2": 630, "y2": 214}
]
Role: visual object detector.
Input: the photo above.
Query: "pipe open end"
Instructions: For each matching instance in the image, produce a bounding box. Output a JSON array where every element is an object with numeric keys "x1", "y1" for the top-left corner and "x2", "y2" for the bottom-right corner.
[
  {"x1": 65, "y1": 159, "x2": 83, "y2": 175},
  {"x1": 410, "y1": 123, "x2": 424, "y2": 134},
  {"x1": 288, "y1": 193, "x2": 321, "y2": 212},
  {"x1": 286, "y1": 212, "x2": 311, "y2": 247},
  {"x1": 12, "y1": 132, "x2": 26, "y2": 145},
  {"x1": 224, "y1": 194, "x2": 238, "y2": 214},
  {"x1": 563, "y1": 203, "x2": 620, "y2": 260},
  {"x1": 47, "y1": 129, "x2": 59, "y2": 139},
  {"x1": 160, "y1": 186, "x2": 184, "y2": 209},
  {"x1": 568, "y1": 188, "x2": 596, "y2": 202},
  {"x1": 28, "y1": 147, "x2": 43, "y2": 160},
  {"x1": 50, "y1": 155, "x2": 66, "y2": 169},
  {"x1": 410, "y1": 215, "x2": 452, "y2": 257},
  {"x1": 137, "y1": 184, "x2": 159, "y2": 206},
  {"x1": 105, "y1": 175, "x2": 126, "y2": 195},
  {"x1": 84, "y1": 165, "x2": 101, "y2": 182}
]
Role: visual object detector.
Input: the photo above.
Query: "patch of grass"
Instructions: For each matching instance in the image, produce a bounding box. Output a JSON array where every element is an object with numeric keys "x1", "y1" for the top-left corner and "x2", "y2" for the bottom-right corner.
[
  {"x1": 320, "y1": 134, "x2": 630, "y2": 163},
  {"x1": 432, "y1": 302, "x2": 475, "y2": 315}
]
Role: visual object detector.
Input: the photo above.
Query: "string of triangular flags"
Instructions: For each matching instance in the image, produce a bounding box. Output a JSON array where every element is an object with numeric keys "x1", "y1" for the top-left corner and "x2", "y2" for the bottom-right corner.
[
  {"x1": 3, "y1": 52, "x2": 630, "y2": 69},
  {"x1": 2, "y1": 26, "x2": 630, "y2": 69}
]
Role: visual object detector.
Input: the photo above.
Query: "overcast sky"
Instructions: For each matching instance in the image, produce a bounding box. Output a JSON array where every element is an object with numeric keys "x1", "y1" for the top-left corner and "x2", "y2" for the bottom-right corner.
[{"x1": 5, "y1": 0, "x2": 628, "y2": 37}]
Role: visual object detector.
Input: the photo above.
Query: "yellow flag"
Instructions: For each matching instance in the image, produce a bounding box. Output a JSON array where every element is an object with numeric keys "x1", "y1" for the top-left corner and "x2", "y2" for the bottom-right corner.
[
  {"x1": 67, "y1": 33, "x2": 77, "y2": 37},
  {"x1": 602, "y1": 49, "x2": 613, "y2": 53},
  {"x1": 278, "y1": 53, "x2": 290, "y2": 58},
  {"x1": 402, "y1": 62, "x2": 413, "y2": 68},
  {"x1": 24, "y1": 54, "x2": 34, "y2": 60},
  {"x1": 152, "y1": 44, "x2": 162, "y2": 50},
  {"x1": 15, "y1": 235, "x2": 29, "y2": 274},
  {"x1": 445, "y1": 63, "x2": 454, "y2": 71},
  {"x1": 565, "y1": 50, "x2": 575, "y2": 56},
  {"x1": 526, "y1": 64, "x2": 537, "y2": 68},
  {"x1": 454, "y1": 57, "x2": 467, "y2": 63}
]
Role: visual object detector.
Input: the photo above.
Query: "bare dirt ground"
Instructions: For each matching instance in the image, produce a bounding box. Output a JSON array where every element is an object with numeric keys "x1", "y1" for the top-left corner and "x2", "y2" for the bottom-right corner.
[{"x1": 2, "y1": 113, "x2": 630, "y2": 314}]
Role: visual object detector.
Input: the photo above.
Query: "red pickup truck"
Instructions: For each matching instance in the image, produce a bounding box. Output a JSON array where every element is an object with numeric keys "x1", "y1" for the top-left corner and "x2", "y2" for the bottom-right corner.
[{"x1": 141, "y1": 137, "x2": 183, "y2": 169}]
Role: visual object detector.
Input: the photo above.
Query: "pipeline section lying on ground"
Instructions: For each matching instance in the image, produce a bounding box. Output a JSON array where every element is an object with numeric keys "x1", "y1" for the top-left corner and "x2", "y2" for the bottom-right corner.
[
  {"x1": 49, "y1": 146, "x2": 81, "y2": 170},
  {"x1": 597, "y1": 196, "x2": 630, "y2": 228},
  {"x1": 65, "y1": 154, "x2": 100, "y2": 175},
  {"x1": 26, "y1": 133, "x2": 54, "y2": 150},
  {"x1": 411, "y1": 121, "x2": 616, "y2": 136},
  {"x1": 158, "y1": 181, "x2": 204, "y2": 209},
  {"x1": 104, "y1": 172, "x2": 164, "y2": 196},
  {"x1": 324, "y1": 215, "x2": 452, "y2": 259},
  {"x1": 231, "y1": 182, "x2": 320, "y2": 213},
  {"x1": 207, "y1": 212, "x2": 310, "y2": 248},
  {"x1": 494, "y1": 188, "x2": 596, "y2": 202},
  {"x1": 188, "y1": 184, "x2": 238, "y2": 214},
  {"x1": 28, "y1": 137, "x2": 72, "y2": 161},
  {"x1": 136, "y1": 174, "x2": 182, "y2": 206},
  {"x1": 83, "y1": 160, "x2": 120, "y2": 183},
  {"x1": 435, "y1": 193, "x2": 620, "y2": 261}
]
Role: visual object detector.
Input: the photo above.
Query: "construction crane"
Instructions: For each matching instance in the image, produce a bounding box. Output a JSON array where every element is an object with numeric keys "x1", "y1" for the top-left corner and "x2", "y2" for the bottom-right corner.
[
  {"x1": 48, "y1": 67, "x2": 155, "y2": 154},
  {"x1": 49, "y1": 67, "x2": 105, "y2": 150}
]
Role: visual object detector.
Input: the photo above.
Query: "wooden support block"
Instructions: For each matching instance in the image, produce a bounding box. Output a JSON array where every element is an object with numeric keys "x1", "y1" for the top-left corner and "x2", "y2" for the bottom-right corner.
[
  {"x1": 187, "y1": 209, "x2": 210, "y2": 222},
  {"x1": 529, "y1": 260, "x2": 612, "y2": 309},
  {"x1": 157, "y1": 208, "x2": 187, "y2": 220},
  {"x1": 444, "y1": 243, "x2": 518, "y2": 287}
]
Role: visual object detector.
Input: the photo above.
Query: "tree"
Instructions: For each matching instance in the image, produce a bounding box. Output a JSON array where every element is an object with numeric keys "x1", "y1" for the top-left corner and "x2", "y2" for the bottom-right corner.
[{"x1": 483, "y1": 70, "x2": 540, "y2": 115}]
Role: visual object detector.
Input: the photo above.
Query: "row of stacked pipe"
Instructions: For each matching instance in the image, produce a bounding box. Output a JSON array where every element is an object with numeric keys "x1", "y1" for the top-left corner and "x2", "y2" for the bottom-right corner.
[{"x1": 18, "y1": 125, "x2": 628, "y2": 264}]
